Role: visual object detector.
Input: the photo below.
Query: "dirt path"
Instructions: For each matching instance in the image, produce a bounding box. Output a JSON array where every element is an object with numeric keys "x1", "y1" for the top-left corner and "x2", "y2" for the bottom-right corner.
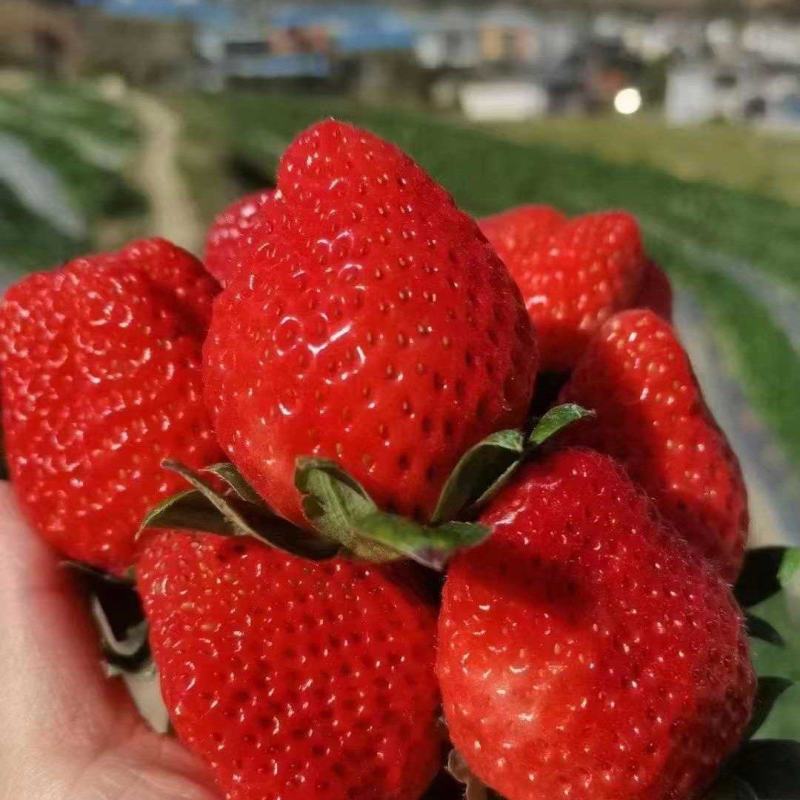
[{"x1": 127, "y1": 91, "x2": 202, "y2": 254}]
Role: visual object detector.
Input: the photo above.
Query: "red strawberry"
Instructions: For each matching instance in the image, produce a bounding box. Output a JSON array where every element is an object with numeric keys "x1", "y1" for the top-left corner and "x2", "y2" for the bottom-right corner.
[
  {"x1": 204, "y1": 189, "x2": 275, "y2": 286},
  {"x1": 438, "y1": 448, "x2": 755, "y2": 800},
  {"x1": 102, "y1": 236, "x2": 219, "y2": 326},
  {"x1": 137, "y1": 530, "x2": 442, "y2": 800},
  {"x1": 559, "y1": 309, "x2": 747, "y2": 581},
  {"x1": 204, "y1": 120, "x2": 537, "y2": 527},
  {"x1": 0, "y1": 238, "x2": 222, "y2": 573},
  {"x1": 635, "y1": 260, "x2": 673, "y2": 320},
  {"x1": 478, "y1": 204, "x2": 566, "y2": 258},
  {"x1": 480, "y1": 206, "x2": 646, "y2": 371}
]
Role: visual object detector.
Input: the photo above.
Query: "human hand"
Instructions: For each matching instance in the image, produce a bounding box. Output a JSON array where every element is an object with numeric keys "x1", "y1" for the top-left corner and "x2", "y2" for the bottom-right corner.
[{"x1": 0, "y1": 482, "x2": 219, "y2": 800}]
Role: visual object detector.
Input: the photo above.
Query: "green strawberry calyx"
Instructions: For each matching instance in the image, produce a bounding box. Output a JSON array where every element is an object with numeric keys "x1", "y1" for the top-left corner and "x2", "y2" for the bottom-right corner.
[
  {"x1": 139, "y1": 404, "x2": 592, "y2": 570},
  {"x1": 431, "y1": 403, "x2": 593, "y2": 523},
  {"x1": 295, "y1": 456, "x2": 490, "y2": 569},
  {"x1": 139, "y1": 461, "x2": 340, "y2": 561}
]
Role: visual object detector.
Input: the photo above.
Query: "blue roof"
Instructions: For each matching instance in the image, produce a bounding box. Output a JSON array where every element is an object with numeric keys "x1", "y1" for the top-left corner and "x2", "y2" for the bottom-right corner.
[
  {"x1": 78, "y1": 0, "x2": 235, "y2": 27},
  {"x1": 79, "y1": 1, "x2": 416, "y2": 52},
  {"x1": 269, "y1": 4, "x2": 415, "y2": 52}
]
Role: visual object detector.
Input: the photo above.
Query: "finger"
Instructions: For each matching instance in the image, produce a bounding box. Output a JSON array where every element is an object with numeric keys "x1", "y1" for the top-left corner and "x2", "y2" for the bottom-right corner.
[
  {"x1": 0, "y1": 482, "x2": 219, "y2": 799},
  {"x1": 0, "y1": 481, "x2": 137, "y2": 767}
]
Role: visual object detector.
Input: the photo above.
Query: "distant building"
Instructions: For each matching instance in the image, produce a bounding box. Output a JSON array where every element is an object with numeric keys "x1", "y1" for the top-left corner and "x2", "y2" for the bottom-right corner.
[
  {"x1": 68, "y1": 0, "x2": 202, "y2": 84},
  {"x1": 10, "y1": 0, "x2": 799, "y2": 128},
  {"x1": 459, "y1": 79, "x2": 548, "y2": 121},
  {"x1": 414, "y1": 7, "x2": 480, "y2": 71},
  {"x1": 417, "y1": 4, "x2": 650, "y2": 119},
  {"x1": 665, "y1": 58, "x2": 800, "y2": 129},
  {"x1": 0, "y1": 0, "x2": 81, "y2": 78},
  {"x1": 665, "y1": 62, "x2": 718, "y2": 124},
  {"x1": 416, "y1": 5, "x2": 581, "y2": 119},
  {"x1": 415, "y1": 5, "x2": 549, "y2": 72},
  {"x1": 197, "y1": 4, "x2": 418, "y2": 97}
]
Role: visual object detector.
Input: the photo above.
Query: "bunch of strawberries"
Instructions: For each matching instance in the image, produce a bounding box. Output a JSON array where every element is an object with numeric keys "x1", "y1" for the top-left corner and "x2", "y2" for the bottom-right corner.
[{"x1": 0, "y1": 118, "x2": 787, "y2": 800}]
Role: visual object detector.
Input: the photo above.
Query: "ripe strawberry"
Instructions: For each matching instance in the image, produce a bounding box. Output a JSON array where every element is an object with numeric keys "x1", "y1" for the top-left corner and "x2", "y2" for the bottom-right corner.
[
  {"x1": 480, "y1": 206, "x2": 646, "y2": 371},
  {"x1": 0, "y1": 238, "x2": 222, "y2": 573},
  {"x1": 204, "y1": 189, "x2": 275, "y2": 286},
  {"x1": 478, "y1": 204, "x2": 566, "y2": 259},
  {"x1": 559, "y1": 309, "x2": 747, "y2": 581},
  {"x1": 438, "y1": 448, "x2": 755, "y2": 800},
  {"x1": 137, "y1": 530, "x2": 442, "y2": 800},
  {"x1": 635, "y1": 260, "x2": 673, "y2": 320},
  {"x1": 104, "y1": 236, "x2": 219, "y2": 327},
  {"x1": 204, "y1": 120, "x2": 537, "y2": 527}
]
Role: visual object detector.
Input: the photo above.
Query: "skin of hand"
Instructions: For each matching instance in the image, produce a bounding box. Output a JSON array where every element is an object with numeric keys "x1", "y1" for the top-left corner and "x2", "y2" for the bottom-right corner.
[{"x1": 0, "y1": 481, "x2": 218, "y2": 800}]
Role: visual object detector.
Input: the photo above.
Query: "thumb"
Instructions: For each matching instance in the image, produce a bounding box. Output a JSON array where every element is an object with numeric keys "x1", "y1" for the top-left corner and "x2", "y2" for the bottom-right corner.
[
  {"x1": 0, "y1": 482, "x2": 220, "y2": 800},
  {"x1": 0, "y1": 481, "x2": 138, "y2": 774}
]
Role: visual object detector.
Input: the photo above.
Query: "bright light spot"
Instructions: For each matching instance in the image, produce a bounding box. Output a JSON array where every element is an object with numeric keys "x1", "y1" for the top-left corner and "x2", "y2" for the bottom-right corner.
[{"x1": 614, "y1": 87, "x2": 642, "y2": 115}]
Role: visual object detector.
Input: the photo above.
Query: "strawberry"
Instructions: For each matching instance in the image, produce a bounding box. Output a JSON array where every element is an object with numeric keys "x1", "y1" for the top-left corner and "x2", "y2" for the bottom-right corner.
[
  {"x1": 204, "y1": 120, "x2": 537, "y2": 528},
  {"x1": 480, "y1": 206, "x2": 646, "y2": 371},
  {"x1": 0, "y1": 238, "x2": 222, "y2": 573},
  {"x1": 478, "y1": 204, "x2": 566, "y2": 258},
  {"x1": 137, "y1": 529, "x2": 442, "y2": 800},
  {"x1": 559, "y1": 309, "x2": 747, "y2": 581},
  {"x1": 204, "y1": 189, "x2": 275, "y2": 286},
  {"x1": 635, "y1": 260, "x2": 673, "y2": 320},
  {"x1": 438, "y1": 448, "x2": 755, "y2": 800}
]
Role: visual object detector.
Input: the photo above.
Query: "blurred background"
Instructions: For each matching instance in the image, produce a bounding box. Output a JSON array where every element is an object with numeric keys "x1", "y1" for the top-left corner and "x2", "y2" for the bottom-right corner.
[{"x1": 1, "y1": 0, "x2": 799, "y2": 736}]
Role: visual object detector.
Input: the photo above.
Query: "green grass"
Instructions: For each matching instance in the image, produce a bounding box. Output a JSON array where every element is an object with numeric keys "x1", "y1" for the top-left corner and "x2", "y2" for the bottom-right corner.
[
  {"x1": 176, "y1": 92, "x2": 800, "y2": 290},
  {"x1": 0, "y1": 83, "x2": 139, "y2": 152},
  {"x1": 492, "y1": 115, "x2": 800, "y2": 209},
  {"x1": 174, "y1": 95, "x2": 252, "y2": 228},
  {"x1": 750, "y1": 592, "x2": 800, "y2": 740},
  {"x1": 173, "y1": 91, "x2": 800, "y2": 481},
  {"x1": 0, "y1": 118, "x2": 144, "y2": 221},
  {"x1": 0, "y1": 81, "x2": 146, "y2": 275},
  {"x1": 659, "y1": 250, "x2": 800, "y2": 472},
  {"x1": 0, "y1": 183, "x2": 87, "y2": 273},
  {"x1": 0, "y1": 99, "x2": 145, "y2": 223}
]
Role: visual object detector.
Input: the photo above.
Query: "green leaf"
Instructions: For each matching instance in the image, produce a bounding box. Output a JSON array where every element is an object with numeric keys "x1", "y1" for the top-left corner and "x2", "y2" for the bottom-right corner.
[
  {"x1": 431, "y1": 429, "x2": 525, "y2": 524},
  {"x1": 778, "y1": 549, "x2": 800, "y2": 588},
  {"x1": 729, "y1": 740, "x2": 800, "y2": 798},
  {"x1": 704, "y1": 774, "x2": 758, "y2": 800},
  {"x1": 746, "y1": 612, "x2": 787, "y2": 648},
  {"x1": 140, "y1": 488, "x2": 236, "y2": 537},
  {"x1": 141, "y1": 461, "x2": 338, "y2": 561},
  {"x1": 429, "y1": 404, "x2": 592, "y2": 526},
  {"x1": 294, "y1": 456, "x2": 492, "y2": 567},
  {"x1": 90, "y1": 595, "x2": 152, "y2": 676},
  {"x1": 735, "y1": 548, "x2": 790, "y2": 609},
  {"x1": 357, "y1": 511, "x2": 490, "y2": 570},
  {"x1": 202, "y1": 462, "x2": 263, "y2": 504},
  {"x1": 294, "y1": 457, "x2": 398, "y2": 562},
  {"x1": 746, "y1": 677, "x2": 795, "y2": 740},
  {"x1": 527, "y1": 403, "x2": 594, "y2": 447},
  {"x1": 63, "y1": 560, "x2": 135, "y2": 586}
]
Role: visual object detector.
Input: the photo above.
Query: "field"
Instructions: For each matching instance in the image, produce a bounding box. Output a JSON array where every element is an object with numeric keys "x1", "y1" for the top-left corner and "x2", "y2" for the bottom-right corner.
[
  {"x1": 173, "y1": 92, "x2": 800, "y2": 542},
  {"x1": 3, "y1": 83, "x2": 799, "y2": 535},
  {"x1": 0, "y1": 80, "x2": 145, "y2": 276},
  {"x1": 2, "y1": 81, "x2": 798, "y2": 526},
  {"x1": 493, "y1": 115, "x2": 800, "y2": 207},
  {"x1": 1, "y1": 82, "x2": 799, "y2": 737}
]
